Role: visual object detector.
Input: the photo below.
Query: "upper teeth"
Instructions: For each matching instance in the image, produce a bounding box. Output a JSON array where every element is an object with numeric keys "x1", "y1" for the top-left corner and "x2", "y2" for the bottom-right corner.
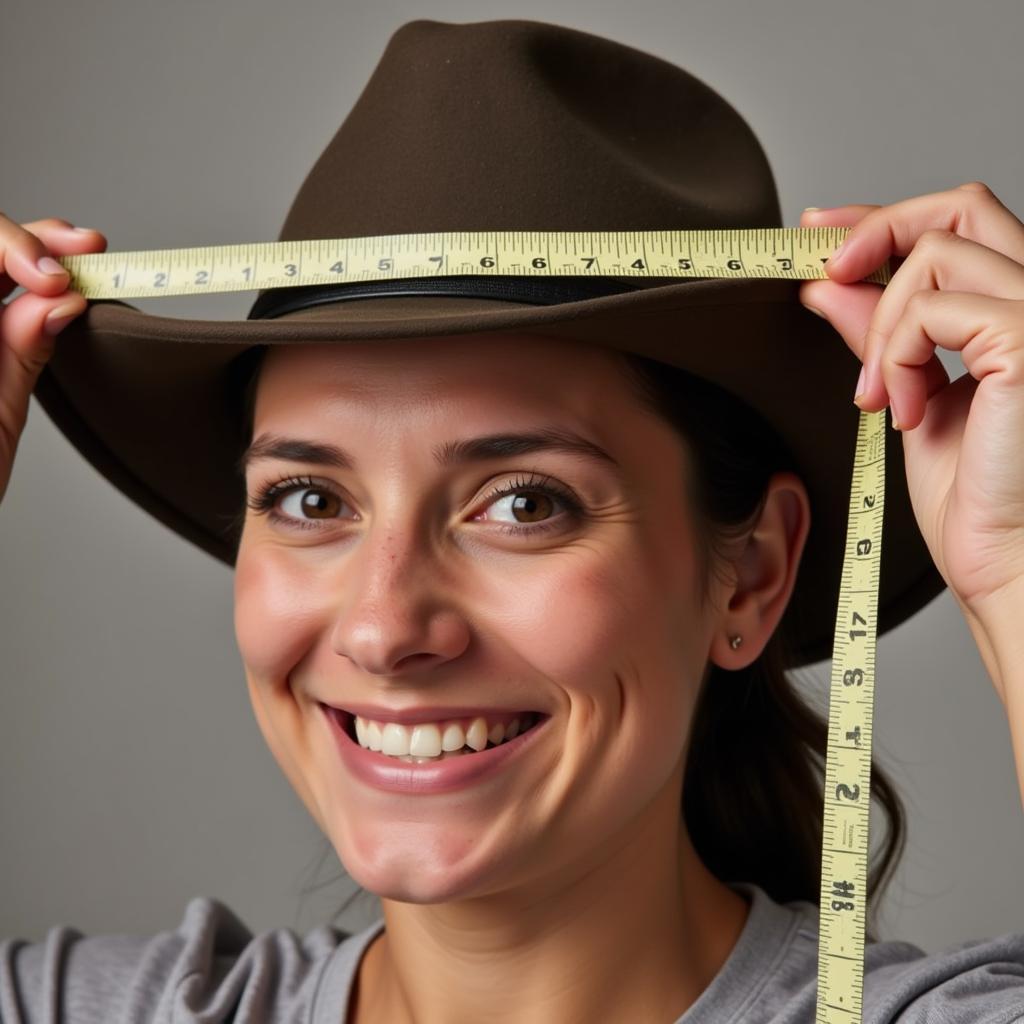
[{"x1": 355, "y1": 714, "x2": 533, "y2": 756}]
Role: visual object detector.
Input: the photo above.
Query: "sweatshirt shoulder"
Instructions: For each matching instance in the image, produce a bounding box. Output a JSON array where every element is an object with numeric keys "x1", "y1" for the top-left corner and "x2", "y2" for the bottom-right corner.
[
  {"x1": 0, "y1": 896, "x2": 372, "y2": 1022},
  {"x1": 860, "y1": 925, "x2": 1024, "y2": 1023},
  {"x1": 766, "y1": 895, "x2": 1024, "y2": 1024}
]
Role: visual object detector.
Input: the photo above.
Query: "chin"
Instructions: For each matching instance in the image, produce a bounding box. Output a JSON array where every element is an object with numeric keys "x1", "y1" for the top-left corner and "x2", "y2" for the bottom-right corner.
[
  {"x1": 327, "y1": 820, "x2": 511, "y2": 905},
  {"x1": 342, "y1": 859, "x2": 493, "y2": 906},
  {"x1": 353, "y1": 872, "x2": 469, "y2": 905}
]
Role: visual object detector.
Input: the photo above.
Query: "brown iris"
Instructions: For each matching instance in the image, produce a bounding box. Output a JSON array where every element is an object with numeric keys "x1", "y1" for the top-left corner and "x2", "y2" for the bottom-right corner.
[
  {"x1": 300, "y1": 489, "x2": 341, "y2": 518},
  {"x1": 507, "y1": 490, "x2": 555, "y2": 524}
]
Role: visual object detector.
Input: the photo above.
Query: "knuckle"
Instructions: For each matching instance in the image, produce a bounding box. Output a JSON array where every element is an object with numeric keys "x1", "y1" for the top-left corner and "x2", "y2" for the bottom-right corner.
[
  {"x1": 8, "y1": 221, "x2": 41, "y2": 248},
  {"x1": 0, "y1": 213, "x2": 18, "y2": 243},
  {"x1": 955, "y1": 181, "x2": 1008, "y2": 217},
  {"x1": 863, "y1": 324, "x2": 886, "y2": 356},
  {"x1": 957, "y1": 180, "x2": 994, "y2": 197},
  {"x1": 918, "y1": 227, "x2": 957, "y2": 247},
  {"x1": 0, "y1": 220, "x2": 39, "y2": 254},
  {"x1": 906, "y1": 289, "x2": 934, "y2": 316}
]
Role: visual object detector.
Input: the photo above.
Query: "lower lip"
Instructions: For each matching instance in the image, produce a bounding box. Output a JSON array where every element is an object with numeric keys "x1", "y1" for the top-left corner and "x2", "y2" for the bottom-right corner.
[{"x1": 322, "y1": 704, "x2": 550, "y2": 795}]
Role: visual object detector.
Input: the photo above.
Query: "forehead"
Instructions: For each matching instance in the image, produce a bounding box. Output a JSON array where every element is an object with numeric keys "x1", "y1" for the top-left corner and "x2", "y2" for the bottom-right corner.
[{"x1": 253, "y1": 333, "x2": 638, "y2": 429}]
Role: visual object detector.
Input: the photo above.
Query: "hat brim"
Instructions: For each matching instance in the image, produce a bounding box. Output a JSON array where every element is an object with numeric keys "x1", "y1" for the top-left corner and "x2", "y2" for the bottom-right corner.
[{"x1": 33, "y1": 275, "x2": 946, "y2": 668}]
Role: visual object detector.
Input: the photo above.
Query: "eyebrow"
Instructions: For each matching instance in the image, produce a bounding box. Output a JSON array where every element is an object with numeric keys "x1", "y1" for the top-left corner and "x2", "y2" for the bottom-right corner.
[{"x1": 238, "y1": 428, "x2": 622, "y2": 478}]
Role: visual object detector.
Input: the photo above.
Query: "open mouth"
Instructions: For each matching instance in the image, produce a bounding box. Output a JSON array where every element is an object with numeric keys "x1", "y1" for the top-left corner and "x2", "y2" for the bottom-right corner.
[{"x1": 326, "y1": 706, "x2": 548, "y2": 763}]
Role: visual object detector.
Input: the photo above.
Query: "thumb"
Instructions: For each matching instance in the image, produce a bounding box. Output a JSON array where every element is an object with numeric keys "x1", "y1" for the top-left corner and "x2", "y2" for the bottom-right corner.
[
  {"x1": 798, "y1": 280, "x2": 948, "y2": 415},
  {"x1": 799, "y1": 278, "x2": 883, "y2": 364}
]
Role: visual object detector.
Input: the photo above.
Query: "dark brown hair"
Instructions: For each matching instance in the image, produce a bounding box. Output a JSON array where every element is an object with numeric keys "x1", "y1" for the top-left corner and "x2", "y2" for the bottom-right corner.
[{"x1": 233, "y1": 342, "x2": 906, "y2": 939}]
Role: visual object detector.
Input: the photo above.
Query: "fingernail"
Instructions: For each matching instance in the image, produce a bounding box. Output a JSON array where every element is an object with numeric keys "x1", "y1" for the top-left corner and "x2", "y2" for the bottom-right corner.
[
  {"x1": 70, "y1": 225, "x2": 96, "y2": 233},
  {"x1": 44, "y1": 302, "x2": 81, "y2": 335},
  {"x1": 854, "y1": 365, "x2": 866, "y2": 404},
  {"x1": 803, "y1": 206, "x2": 821, "y2": 212},
  {"x1": 803, "y1": 304, "x2": 827, "y2": 319},
  {"x1": 37, "y1": 255, "x2": 67, "y2": 276}
]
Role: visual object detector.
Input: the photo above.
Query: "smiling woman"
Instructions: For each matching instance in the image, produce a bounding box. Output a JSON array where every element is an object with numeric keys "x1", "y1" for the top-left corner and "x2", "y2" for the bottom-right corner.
[
  {"x1": 6, "y1": 14, "x2": 1024, "y2": 1024},
  {"x1": 231, "y1": 335, "x2": 907, "y2": 923},
  {"x1": 228, "y1": 332, "x2": 817, "y2": 1019}
]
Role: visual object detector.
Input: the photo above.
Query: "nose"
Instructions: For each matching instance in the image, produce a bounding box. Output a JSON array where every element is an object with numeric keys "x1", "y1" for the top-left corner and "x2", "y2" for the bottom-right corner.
[{"x1": 329, "y1": 526, "x2": 471, "y2": 676}]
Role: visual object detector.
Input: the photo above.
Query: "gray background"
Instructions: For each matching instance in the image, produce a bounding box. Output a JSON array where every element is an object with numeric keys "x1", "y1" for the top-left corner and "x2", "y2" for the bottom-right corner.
[{"x1": 2, "y1": 0, "x2": 1023, "y2": 952}]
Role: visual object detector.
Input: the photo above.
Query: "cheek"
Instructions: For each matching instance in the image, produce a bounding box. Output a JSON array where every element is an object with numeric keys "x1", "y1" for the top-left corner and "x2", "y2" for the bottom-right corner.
[
  {"x1": 234, "y1": 550, "x2": 329, "y2": 823},
  {"x1": 540, "y1": 530, "x2": 703, "y2": 711},
  {"x1": 521, "y1": 537, "x2": 703, "y2": 796},
  {"x1": 233, "y1": 547, "x2": 326, "y2": 680},
  {"x1": 480, "y1": 536, "x2": 706, "y2": 891}
]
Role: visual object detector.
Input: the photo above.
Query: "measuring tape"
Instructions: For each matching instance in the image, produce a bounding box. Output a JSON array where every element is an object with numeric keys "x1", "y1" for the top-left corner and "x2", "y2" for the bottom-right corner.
[
  {"x1": 58, "y1": 227, "x2": 891, "y2": 1023},
  {"x1": 57, "y1": 227, "x2": 890, "y2": 298}
]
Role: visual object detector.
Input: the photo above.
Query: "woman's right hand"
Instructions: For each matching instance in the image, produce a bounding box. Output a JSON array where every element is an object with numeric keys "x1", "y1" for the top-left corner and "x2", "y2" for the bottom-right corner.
[{"x1": 0, "y1": 214, "x2": 107, "y2": 504}]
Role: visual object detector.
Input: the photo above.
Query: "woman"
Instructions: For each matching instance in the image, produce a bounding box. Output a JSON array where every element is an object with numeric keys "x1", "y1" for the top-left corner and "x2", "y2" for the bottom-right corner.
[{"x1": 3, "y1": 18, "x2": 1024, "y2": 1023}]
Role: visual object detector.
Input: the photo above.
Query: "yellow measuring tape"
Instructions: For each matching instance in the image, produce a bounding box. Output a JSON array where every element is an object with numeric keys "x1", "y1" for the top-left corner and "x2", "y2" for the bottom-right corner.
[{"x1": 59, "y1": 227, "x2": 892, "y2": 1023}]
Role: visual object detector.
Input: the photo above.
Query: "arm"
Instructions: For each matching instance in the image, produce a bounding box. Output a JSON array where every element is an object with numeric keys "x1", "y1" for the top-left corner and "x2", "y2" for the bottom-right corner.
[{"x1": 957, "y1": 583, "x2": 1024, "y2": 814}]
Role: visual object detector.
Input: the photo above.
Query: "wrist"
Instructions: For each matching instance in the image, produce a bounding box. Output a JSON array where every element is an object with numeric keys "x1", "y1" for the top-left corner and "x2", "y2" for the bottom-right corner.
[{"x1": 957, "y1": 582, "x2": 1024, "y2": 709}]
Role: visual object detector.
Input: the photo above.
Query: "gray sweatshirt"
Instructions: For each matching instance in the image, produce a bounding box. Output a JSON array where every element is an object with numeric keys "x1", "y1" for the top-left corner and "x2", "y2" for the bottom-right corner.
[{"x1": 1, "y1": 880, "x2": 1022, "y2": 1022}]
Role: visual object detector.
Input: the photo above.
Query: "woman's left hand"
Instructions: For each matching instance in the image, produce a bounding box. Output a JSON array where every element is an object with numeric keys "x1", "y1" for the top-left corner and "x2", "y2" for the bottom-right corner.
[{"x1": 799, "y1": 183, "x2": 1024, "y2": 668}]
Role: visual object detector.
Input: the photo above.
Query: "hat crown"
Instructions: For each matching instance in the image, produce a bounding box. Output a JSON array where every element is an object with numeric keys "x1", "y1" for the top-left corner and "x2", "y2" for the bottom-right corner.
[
  {"x1": 271, "y1": 19, "x2": 782, "y2": 248},
  {"x1": 39, "y1": 18, "x2": 947, "y2": 668}
]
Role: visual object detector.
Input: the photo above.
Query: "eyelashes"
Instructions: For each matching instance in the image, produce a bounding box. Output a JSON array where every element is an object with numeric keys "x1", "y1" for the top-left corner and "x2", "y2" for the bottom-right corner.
[{"x1": 245, "y1": 471, "x2": 584, "y2": 537}]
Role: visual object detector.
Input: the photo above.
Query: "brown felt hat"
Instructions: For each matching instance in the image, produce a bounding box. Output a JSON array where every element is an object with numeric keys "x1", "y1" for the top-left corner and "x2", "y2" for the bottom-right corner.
[{"x1": 32, "y1": 17, "x2": 946, "y2": 668}]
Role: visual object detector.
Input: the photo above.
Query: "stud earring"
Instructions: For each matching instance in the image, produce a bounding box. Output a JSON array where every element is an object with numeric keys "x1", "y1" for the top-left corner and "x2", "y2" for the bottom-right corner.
[{"x1": 728, "y1": 634, "x2": 743, "y2": 650}]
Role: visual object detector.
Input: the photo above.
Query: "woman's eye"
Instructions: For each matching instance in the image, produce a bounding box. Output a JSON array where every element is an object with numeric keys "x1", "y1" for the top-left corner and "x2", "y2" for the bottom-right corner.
[
  {"x1": 246, "y1": 476, "x2": 348, "y2": 532},
  {"x1": 248, "y1": 473, "x2": 581, "y2": 536},
  {"x1": 277, "y1": 487, "x2": 346, "y2": 524},
  {"x1": 478, "y1": 483, "x2": 570, "y2": 533}
]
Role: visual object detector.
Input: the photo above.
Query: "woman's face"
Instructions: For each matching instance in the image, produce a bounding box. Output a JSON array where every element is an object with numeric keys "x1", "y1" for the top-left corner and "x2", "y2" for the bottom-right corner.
[{"x1": 234, "y1": 332, "x2": 740, "y2": 904}]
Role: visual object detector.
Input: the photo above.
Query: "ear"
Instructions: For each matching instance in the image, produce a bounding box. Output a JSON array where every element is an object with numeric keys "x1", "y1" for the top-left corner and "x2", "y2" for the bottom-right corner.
[{"x1": 708, "y1": 471, "x2": 811, "y2": 670}]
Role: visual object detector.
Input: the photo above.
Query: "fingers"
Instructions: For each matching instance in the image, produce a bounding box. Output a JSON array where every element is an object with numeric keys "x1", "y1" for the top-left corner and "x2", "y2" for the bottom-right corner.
[
  {"x1": 799, "y1": 279, "x2": 883, "y2": 363},
  {"x1": 0, "y1": 288, "x2": 84, "y2": 472},
  {"x1": 882, "y1": 291, "x2": 1020, "y2": 431},
  {"x1": 801, "y1": 188, "x2": 1024, "y2": 423},
  {"x1": 0, "y1": 213, "x2": 107, "y2": 302},
  {"x1": 856, "y1": 232, "x2": 1024, "y2": 412},
  {"x1": 795, "y1": 274, "x2": 951, "y2": 425},
  {"x1": 0, "y1": 213, "x2": 106, "y2": 367},
  {"x1": 800, "y1": 204, "x2": 882, "y2": 230},
  {"x1": 813, "y1": 182, "x2": 1024, "y2": 284},
  {"x1": 798, "y1": 204, "x2": 882, "y2": 315},
  {"x1": 0, "y1": 213, "x2": 107, "y2": 505}
]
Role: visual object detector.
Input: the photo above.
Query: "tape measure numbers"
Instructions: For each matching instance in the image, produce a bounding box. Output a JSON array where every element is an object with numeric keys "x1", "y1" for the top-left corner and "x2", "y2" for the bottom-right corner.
[
  {"x1": 58, "y1": 227, "x2": 890, "y2": 298},
  {"x1": 57, "y1": 228, "x2": 893, "y2": 1024},
  {"x1": 818, "y1": 401, "x2": 886, "y2": 1022}
]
